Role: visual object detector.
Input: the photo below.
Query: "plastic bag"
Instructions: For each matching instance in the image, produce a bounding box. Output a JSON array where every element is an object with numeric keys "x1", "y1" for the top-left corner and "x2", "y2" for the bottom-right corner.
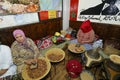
[{"x1": 92, "y1": 39, "x2": 103, "y2": 49}]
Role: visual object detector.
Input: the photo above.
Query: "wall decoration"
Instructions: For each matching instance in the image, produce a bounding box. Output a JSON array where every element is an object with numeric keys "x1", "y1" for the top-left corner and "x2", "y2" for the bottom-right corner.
[
  {"x1": 0, "y1": 0, "x2": 62, "y2": 28},
  {"x1": 38, "y1": 10, "x2": 62, "y2": 20},
  {"x1": 70, "y1": 0, "x2": 79, "y2": 21},
  {"x1": 77, "y1": 0, "x2": 120, "y2": 25},
  {"x1": 39, "y1": 0, "x2": 62, "y2": 20},
  {"x1": 48, "y1": 10, "x2": 57, "y2": 19},
  {"x1": 70, "y1": 0, "x2": 120, "y2": 25},
  {"x1": 0, "y1": 15, "x2": 16, "y2": 28},
  {"x1": 14, "y1": 12, "x2": 39, "y2": 25},
  {"x1": 38, "y1": 11, "x2": 48, "y2": 20},
  {"x1": 0, "y1": 0, "x2": 40, "y2": 15},
  {"x1": 39, "y1": 0, "x2": 62, "y2": 10},
  {"x1": 0, "y1": 12, "x2": 39, "y2": 28}
]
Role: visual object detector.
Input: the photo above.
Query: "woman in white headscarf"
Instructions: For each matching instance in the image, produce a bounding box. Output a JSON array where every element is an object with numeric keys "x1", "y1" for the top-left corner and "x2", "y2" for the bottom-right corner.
[{"x1": 0, "y1": 38, "x2": 16, "y2": 80}]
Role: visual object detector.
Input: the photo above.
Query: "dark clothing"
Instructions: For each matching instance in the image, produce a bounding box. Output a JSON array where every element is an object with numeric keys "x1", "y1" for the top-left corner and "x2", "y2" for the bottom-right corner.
[
  {"x1": 102, "y1": 4, "x2": 119, "y2": 15},
  {"x1": 80, "y1": 2, "x2": 120, "y2": 15},
  {"x1": 80, "y1": 3, "x2": 105, "y2": 15}
]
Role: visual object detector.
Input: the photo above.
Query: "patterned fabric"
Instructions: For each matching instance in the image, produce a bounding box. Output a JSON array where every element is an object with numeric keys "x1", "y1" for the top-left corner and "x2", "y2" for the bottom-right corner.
[
  {"x1": 35, "y1": 37, "x2": 53, "y2": 49},
  {"x1": 11, "y1": 38, "x2": 40, "y2": 73},
  {"x1": 77, "y1": 20, "x2": 95, "y2": 44},
  {"x1": 77, "y1": 29, "x2": 95, "y2": 44}
]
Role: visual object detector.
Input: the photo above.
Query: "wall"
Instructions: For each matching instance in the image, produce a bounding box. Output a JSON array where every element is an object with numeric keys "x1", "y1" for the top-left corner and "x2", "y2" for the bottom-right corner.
[
  {"x1": 62, "y1": 0, "x2": 70, "y2": 30},
  {"x1": 0, "y1": 18, "x2": 62, "y2": 46}
]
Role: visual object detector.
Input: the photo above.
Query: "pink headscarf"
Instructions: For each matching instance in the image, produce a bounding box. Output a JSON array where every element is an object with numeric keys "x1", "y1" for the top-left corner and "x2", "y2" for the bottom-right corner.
[
  {"x1": 13, "y1": 29, "x2": 29, "y2": 48},
  {"x1": 13, "y1": 29, "x2": 26, "y2": 39}
]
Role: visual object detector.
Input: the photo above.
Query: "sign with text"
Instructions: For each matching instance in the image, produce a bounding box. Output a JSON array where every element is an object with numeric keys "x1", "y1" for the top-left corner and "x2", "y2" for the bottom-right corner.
[{"x1": 70, "y1": 0, "x2": 120, "y2": 25}]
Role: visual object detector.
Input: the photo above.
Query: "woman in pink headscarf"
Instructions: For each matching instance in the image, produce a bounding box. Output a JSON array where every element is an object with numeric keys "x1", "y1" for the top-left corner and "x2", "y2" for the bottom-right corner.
[
  {"x1": 11, "y1": 29, "x2": 41, "y2": 74},
  {"x1": 77, "y1": 20, "x2": 95, "y2": 50}
]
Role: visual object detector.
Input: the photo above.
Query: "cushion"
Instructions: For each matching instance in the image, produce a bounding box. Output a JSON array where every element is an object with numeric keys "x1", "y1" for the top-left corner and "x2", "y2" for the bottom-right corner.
[{"x1": 34, "y1": 36, "x2": 53, "y2": 49}]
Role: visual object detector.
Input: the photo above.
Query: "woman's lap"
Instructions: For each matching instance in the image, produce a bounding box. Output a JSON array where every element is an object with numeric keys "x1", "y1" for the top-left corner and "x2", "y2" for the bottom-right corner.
[{"x1": 70, "y1": 39, "x2": 93, "y2": 50}]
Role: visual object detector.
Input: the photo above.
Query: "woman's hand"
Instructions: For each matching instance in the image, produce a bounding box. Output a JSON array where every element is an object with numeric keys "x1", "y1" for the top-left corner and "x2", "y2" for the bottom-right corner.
[
  {"x1": 24, "y1": 59, "x2": 32, "y2": 65},
  {"x1": 24, "y1": 59, "x2": 37, "y2": 65},
  {"x1": 80, "y1": 41, "x2": 85, "y2": 44},
  {"x1": 0, "y1": 69, "x2": 8, "y2": 76},
  {"x1": 33, "y1": 58, "x2": 38, "y2": 64},
  {"x1": 77, "y1": 38, "x2": 84, "y2": 44}
]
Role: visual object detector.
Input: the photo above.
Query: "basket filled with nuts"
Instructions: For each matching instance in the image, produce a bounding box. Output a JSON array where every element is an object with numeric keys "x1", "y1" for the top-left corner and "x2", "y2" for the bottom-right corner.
[
  {"x1": 22, "y1": 57, "x2": 51, "y2": 80},
  {"x1": 68, "y1": 43, "x2": 86, "y2": 54},
  {"x1": 45, "y1": 48, "x2": 65, "y2": 62}
]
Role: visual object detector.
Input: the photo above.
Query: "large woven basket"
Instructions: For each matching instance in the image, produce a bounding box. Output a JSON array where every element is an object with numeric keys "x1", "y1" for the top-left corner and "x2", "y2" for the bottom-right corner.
[
  {"x1": 68, "y1": 43, "x2": 85, "y2": 54},
  {"x1": 22, "y1": 57, "x2": 51, "y2": 80},
  {"x1": 45, "y1": 48, "x2": 65, "y2": 62}
]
